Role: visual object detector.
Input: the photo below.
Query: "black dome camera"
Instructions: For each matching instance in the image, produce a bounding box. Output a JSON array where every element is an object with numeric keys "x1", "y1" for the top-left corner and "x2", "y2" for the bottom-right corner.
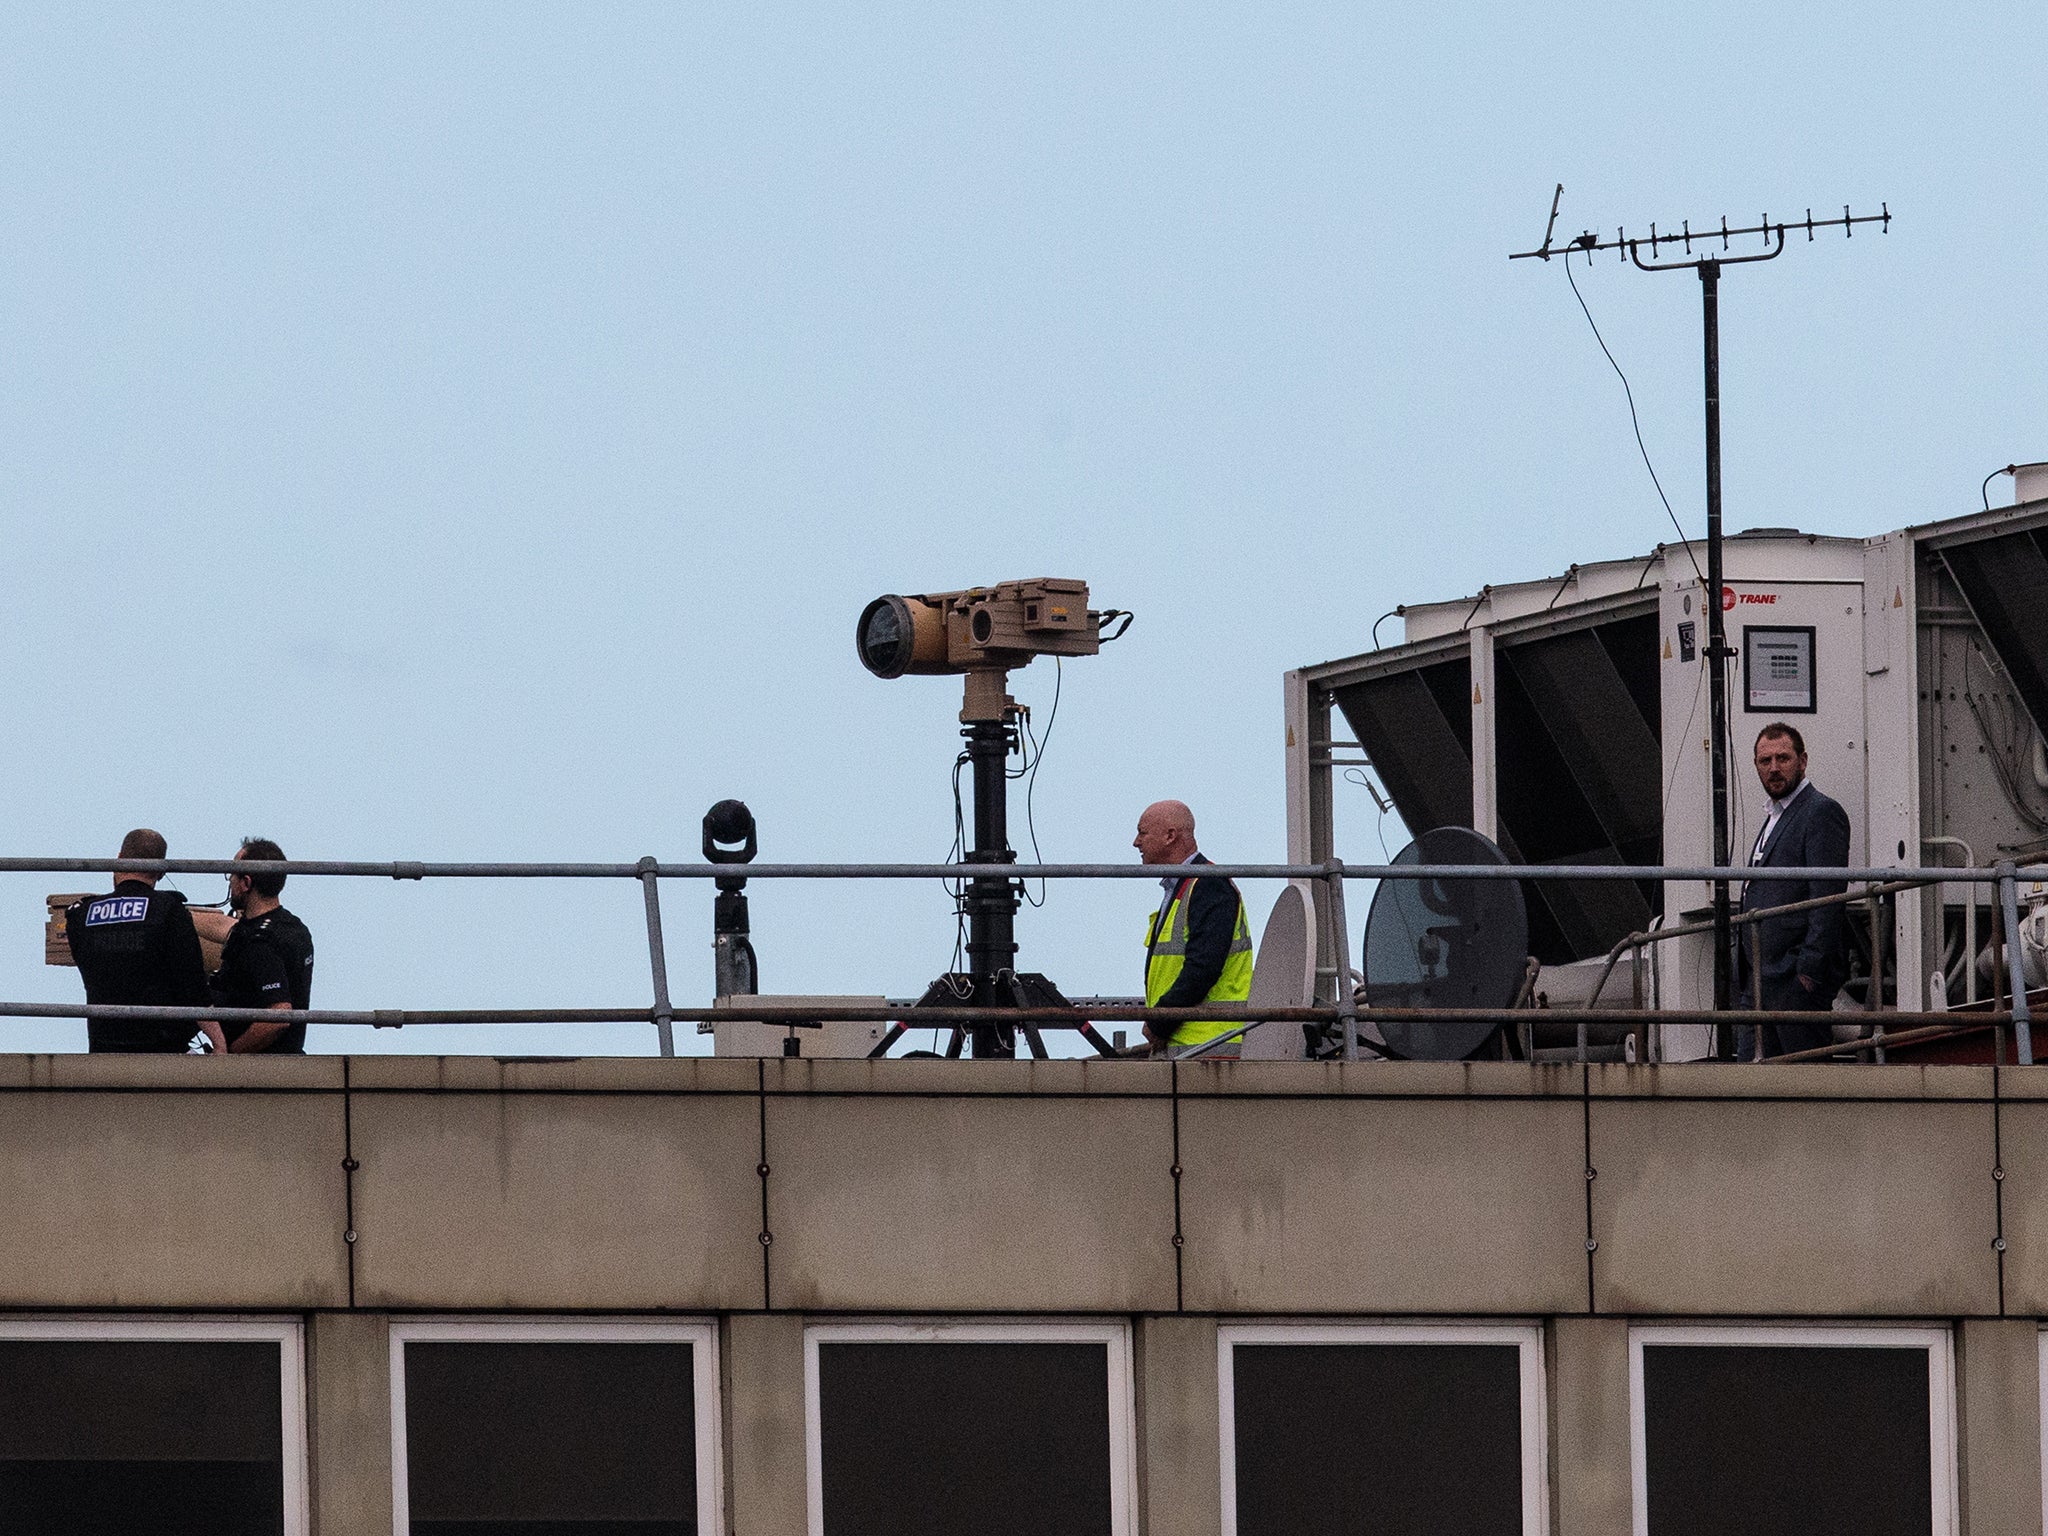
[
  {"x1": 703, "y1": 800, "x2": 757, "y2": 865},
  {"x1": 703, "y1": 801, "x2": 760, "y2": 999}
]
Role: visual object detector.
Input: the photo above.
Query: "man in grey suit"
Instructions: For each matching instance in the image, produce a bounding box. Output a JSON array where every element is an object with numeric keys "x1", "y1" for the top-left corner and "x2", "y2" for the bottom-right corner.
[{"x1": 1735, "y1": 722, "x2": 1854, "y2": 1059}]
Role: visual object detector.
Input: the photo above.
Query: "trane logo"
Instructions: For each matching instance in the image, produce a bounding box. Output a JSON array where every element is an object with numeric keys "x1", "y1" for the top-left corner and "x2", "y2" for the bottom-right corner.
[
  {"x1": 84, "y1": 897, "x2": 149, "y2": 926},
  {"x1": 1720, "y1": 586, "x2": 1779, "y2": 609}
]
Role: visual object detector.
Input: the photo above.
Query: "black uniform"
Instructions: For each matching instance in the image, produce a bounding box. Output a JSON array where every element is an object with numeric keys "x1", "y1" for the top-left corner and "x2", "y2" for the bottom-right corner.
[
  {"x1": 65, "y1": 880, "x2": 210, "y2": 1052},
  {"x1": 211, "y1": 907, "x2": 315, "y2": 1054}
]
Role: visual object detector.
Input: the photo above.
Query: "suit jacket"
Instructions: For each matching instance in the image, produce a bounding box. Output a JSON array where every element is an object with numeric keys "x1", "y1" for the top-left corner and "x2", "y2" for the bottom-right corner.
[{"x1": 1737, "y1": 781, "x2": 1853, "y2": 995}]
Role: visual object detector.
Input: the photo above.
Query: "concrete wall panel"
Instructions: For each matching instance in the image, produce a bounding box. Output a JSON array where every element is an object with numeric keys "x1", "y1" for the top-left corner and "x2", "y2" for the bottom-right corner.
[
  {"x1": 1957, "y1": 1318, "x2": 2043, "y2": 1536},
  {"x1": 1176, "y1": 1096, "x2": 1587, "y2": 1314},
  {"x1": 308, "y1": 1312, "x2": 393, "y2": 1536},
  {"x1": 1979, "y1": 1100, "x2": 2048, "y2": 1316},
  {"x1": 1549, "y1": 1317, "x2": 1632, "y2": 1536},
  {"x1": 349, "y1": 1093, "x2": 761, "y2": 1310},
  {"x1": 763, "y1": 1094, "x2": 1177, "y2": 1312},
  {"x1": 1591, "y1": 1099, "x2": 1997, "y2": 1315},
  {"x1": 1136, "y1": 1316, "x2": 1221, "y2": 1536},
  {"x1": 0, "y1": 1090, "x2": 347, "y2": 1307},
  {"x1": 723, "y1": 1313, "x2": 808, "y2": 1536}
]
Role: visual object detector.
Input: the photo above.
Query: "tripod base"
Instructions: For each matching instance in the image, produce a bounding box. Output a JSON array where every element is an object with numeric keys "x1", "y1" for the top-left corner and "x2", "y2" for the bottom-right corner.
[{"x1": 869, "y1": 973, "x2": 1121, "y2": 1060}]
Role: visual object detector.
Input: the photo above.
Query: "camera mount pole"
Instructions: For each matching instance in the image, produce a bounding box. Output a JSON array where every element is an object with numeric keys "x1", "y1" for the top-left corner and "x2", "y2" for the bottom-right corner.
[
  {"x1": 1511, "y1": 193, "x2": 1889, "y2": 1048},
  {"x1": 960, "y1": 668, "x2": 1022, "y2": 1058},
  {"x1": 702, "y1": 801, "x2": 760, "y2": 1002}
]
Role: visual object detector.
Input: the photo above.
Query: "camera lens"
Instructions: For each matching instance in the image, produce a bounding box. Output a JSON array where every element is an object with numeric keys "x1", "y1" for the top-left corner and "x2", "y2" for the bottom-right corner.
[
  {"x1": 856, "y1": 596, "x2": 914, "y2": 678},
  {"x1": 704, "y1": 800, "x2": 753, "y2": 847},
  {"x1": 969, "y1": 607, "x2": 994, "y2": 645},
  {"x1": 703, "y1": 799, "x2": 759, "y2": 864}
]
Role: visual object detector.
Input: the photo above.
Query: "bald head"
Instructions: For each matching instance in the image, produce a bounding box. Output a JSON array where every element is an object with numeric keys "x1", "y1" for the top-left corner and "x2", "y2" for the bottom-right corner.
[
  {"x1": 116, "y1": 828, "x2": 166, "y2": 887},
  {"x1": 1134, "y1": 800, "x2": 1198, "y2": 865}
]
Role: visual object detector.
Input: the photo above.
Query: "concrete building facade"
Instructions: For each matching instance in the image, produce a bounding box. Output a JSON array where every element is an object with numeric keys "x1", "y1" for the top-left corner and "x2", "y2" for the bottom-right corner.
[{"x1": 3, "y1": 1053, "x2": 2043, "y2": 1533}]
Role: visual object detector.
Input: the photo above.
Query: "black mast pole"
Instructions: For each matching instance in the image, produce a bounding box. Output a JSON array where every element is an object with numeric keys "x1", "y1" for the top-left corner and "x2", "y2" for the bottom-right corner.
[
  {"x1": 962, "y1": 679, "x2": 1020, "y2": 1058},
  {"x1": 1700, "y1": 260, "x2": 1736, "y2": 1050}
]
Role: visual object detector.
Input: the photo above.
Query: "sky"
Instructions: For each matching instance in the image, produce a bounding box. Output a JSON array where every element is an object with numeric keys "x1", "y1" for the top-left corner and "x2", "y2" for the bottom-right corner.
[{"x1": 3, "y1": 2, "x2": 2044, "y2": 1055}]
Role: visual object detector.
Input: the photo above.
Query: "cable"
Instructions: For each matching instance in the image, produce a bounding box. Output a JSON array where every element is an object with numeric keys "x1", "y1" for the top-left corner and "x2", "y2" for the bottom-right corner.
[
  {"x1": 1661, "y1": 642, "x2": 1707, "y2": 825},
  {"x1": 1342, "y1": 765, "x2": 1392, "y2": 815},
  {"x1": 1723, "y1": 669, "x2": 1749, "y2": 862},
  {"x1": 1984, "y1": 465, "x2": 2017, "y2": 512},
  {"x1": 1371, "y1": 609, "x2": 1400, "y2": 650},
  {"x1": 1343, "y1": 768, "x2": 1398, "y2": 862},
  {"x1": 1963, "y1": 644, "x2": 2048, "y2": 830},
  {"x1": 1545, "y1": 564, "x2": 1580, "y2": 609},
  {"x1": 1563, "y1": 248, "x2": 1704, "y2": 583},
  {"x1": 1019, "y1": 659, "x2": 1061, "y2": 908},
  {"x1": 940, "y1": 750, "x2": 972, "y2": 988}
]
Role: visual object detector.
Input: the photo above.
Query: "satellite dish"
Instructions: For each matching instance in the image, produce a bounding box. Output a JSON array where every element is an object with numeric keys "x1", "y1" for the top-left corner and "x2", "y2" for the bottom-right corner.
[
  {"x1": 1239, "y1": 884, "x2": 1315, "y2": 1059},
  {"x1": 1362, "y1": 826, "x2": 1528, "y2": 1061}
]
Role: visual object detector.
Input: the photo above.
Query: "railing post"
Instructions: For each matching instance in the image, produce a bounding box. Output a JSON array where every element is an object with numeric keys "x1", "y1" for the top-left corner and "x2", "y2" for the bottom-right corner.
[
  {"x1": 1997, "y1": 862, "x2": 2033, "y2": 1066},
  {"x1": 639, "y1": 857, "x2": 676, "y2": 1059},
  {"x1": 1324, "y1": 860, "x2": 1358, "y2": 1062},
  {"x1": 1630, "y1": 945, "x2": 1647, "y2": 1063},
  {"x1": 1747, "y1": 924, "x2": 1765, "y2": 1061}
]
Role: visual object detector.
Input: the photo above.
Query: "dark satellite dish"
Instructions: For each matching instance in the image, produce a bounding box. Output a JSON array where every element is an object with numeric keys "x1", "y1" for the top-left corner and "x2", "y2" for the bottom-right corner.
[{"x1": 1362, "y1": 826, "x2": 1529, "y2": 1061}]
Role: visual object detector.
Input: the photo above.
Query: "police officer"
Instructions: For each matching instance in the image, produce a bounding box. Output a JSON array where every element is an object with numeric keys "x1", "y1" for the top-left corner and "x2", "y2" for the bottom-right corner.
[
  {"x1": 66, "y1": 828, "x2": 211, "y2": 1053},
  {"x1": 1134, "y1": 800, "x2": 1253, "y2": 1056},
  {"x1": 198, "y1": 837, "x2": 315, "y2": 1055}
]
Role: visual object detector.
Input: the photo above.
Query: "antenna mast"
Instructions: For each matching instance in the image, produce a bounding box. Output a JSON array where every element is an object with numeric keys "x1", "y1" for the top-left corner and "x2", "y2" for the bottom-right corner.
[{"x1": 1511, "y1": 190, "x2": 1891, "y2": 1055}]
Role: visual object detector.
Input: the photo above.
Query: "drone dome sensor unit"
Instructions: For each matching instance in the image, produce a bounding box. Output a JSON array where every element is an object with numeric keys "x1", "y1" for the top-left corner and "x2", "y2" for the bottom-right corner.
[
  {"x1": 856, "y1": 580, "x2": 1105, "y2": 681},
  {"x1": 1362, "y1": 826, "x2": 1529, "y2": 1061},
  {"x1": 854, "y1": 578, "x2": 1130, "y2": 1059}
]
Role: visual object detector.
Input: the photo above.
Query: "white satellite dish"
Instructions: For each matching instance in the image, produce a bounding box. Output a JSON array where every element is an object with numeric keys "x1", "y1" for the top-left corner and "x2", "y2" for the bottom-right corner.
[{"x1": 1238, "y1": 883, "x2": 1316, "y2": 1059}]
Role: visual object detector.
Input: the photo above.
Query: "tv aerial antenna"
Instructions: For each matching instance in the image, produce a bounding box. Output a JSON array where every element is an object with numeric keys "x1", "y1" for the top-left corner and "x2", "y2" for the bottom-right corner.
[{"x1": 1511, "y1": 186, "x2": 1890, "y2": 1054}]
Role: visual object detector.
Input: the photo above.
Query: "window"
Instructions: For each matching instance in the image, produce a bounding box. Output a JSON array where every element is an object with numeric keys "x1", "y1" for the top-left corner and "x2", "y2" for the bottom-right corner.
[
  {"x1": 390, "y1": 1320, "x2": 720, "y2": 1536},
  {"x1": 1219, "y1": 1323, "x2": 1547, "y2": 1536},
  {"x1": 2038, "y1": 1329, "x2": 2048, "y2": 1525},
  {"x1": 1631, "y1": 1325, "x2": 1956, "y2": 1536},
  {"x1": 805, "y1": 1321, "x2": 1135, "y2": 1536},
  {"x1": 0, "y1": 1318, "x2": 306, "y2": 1536}
]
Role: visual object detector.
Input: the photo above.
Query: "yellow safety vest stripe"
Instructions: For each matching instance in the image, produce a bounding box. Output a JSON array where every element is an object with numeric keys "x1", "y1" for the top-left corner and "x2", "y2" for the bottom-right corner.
[{"x1": 1144, "y1": 877, "x2": 1254, "y2": 1047}]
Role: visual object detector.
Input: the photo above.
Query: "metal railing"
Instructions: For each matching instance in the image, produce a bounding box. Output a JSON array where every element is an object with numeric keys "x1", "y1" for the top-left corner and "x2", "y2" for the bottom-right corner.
[
  {"x1": 11, "y1": 854, "x2": 2045, "y2": 1064},
  {"x1": 1581, "y1": 879, "x2": 1924, "y2": 1063},
  {"x1": 1575, "y1": 865, "x2": 2043, "y2": 1065}
]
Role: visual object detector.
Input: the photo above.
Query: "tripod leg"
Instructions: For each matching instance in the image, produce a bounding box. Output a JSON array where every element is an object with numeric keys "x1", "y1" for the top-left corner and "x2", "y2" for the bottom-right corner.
[{"x1": 1077, "y1": 1023, "x2": 1121, "y2": 1057}]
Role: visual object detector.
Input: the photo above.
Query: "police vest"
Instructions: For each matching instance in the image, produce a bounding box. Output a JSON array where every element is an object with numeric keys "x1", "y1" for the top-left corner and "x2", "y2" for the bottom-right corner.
[
  {"x1": 1144, "y1": 875, "x2": 1254, "y2": 1048},
  {"x1": 67, "y1": 886, "x2": 203, "y2": 1050},
  {"x1": 70, "y1": 887, "x2": 181, "y2": 973}
]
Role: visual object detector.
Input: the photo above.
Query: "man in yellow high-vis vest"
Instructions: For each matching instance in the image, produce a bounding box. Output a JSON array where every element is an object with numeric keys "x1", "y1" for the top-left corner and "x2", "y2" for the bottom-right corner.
[{"x1": 1134, "y1": 800, "x2": 1253, "y2": 1056}]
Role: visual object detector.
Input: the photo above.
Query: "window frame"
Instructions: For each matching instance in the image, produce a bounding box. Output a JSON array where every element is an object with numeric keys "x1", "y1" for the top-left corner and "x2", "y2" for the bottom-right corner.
[
  {"x1": 0, "y1": 1314, "x2": 309, "y2": 1536},
  {"x1": 1629, "y1": 1322, "x2": 1958, "y2": 1536},
  {"x1": 387, "y1": 1316, "x2": 722, "y2": 1536},
  {"x1": 803, "y1": 1319, "x2": 1137, "y2": 1536},
  {"x1": 1216, "y1": 1321, "x2": 1549, "y2": 1536},
  {"x1": 2035, "y1": 1328, "x2": 2048, "y2": 1526}
]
